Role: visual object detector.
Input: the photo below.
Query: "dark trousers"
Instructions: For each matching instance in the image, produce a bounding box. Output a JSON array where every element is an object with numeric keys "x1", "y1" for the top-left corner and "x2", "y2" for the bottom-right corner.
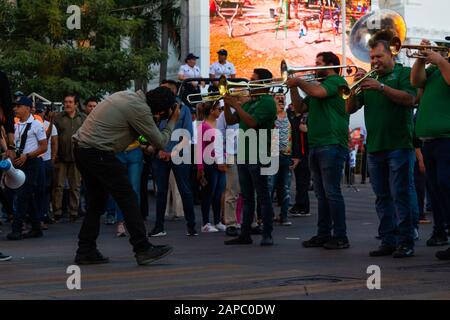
[
  {"x1": 152, "y1": 158, "x2": 196, "y2": 229},
  {"x1": 12, "y1": 158, "x2": 42, "y2": 233},
  {"x1": 423, "y1": 138, "x2": 450, "y2": 234},
  {"x1": 361, "y1": 145, "x2": 368, "y2": 183},
  {"x1": 38, "y1": 160, "x2": 53, "y2": 221},
  {"x1": 293, "y1": 156, "x2": 311, "y2": 213},
  {"x1": 140, "y1": 155, "x2": 152, "y2": 219},
  {"x1": 238, "y1": 164, "x2": 274, "y2": 237},
  {"x1": 74, "y1": 147, "x2": 151, "y2": 254},
  {"x1": 201, "y1": 164, "x2": 226, "y2": 225}
]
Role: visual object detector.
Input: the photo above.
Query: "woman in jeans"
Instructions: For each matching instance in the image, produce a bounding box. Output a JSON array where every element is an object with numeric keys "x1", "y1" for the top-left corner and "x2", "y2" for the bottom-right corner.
[
  {"x1": 197, "y1": 101, "x2": 226, "y2": 233},
  {"x1": 115, "y1": 142, "x2": 144, "y2": 237}
]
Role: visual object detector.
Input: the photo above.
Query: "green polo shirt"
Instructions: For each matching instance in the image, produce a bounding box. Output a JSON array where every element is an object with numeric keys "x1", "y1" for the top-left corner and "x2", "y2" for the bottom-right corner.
[
  {"x1": 238, "y1": 94, "x2": 277, "y2": 163},
  {"x1": 304, "y1": 75, "x2": 349, "y2": 149},
  {"x1": 415, "y1": 66, "x2": 450, "y2": 139},
  {"x1": 358, "y1": 64, "x2": 416, "y2": 153}
]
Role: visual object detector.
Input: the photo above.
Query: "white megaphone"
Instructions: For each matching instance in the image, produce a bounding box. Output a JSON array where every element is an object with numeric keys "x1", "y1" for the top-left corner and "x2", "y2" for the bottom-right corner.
[{"x1": 0, "y1": 159, "x2": 26, "y2": 189}]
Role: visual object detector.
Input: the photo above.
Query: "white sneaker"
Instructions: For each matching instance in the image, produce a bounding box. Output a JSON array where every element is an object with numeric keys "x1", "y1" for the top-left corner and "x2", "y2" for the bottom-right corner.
[
  {"x1": 215, "y1": 223, "x2": 227, "y2": 232},
  {"x1": 202, "y1": 223, "x2": 219, "y2": 233}
]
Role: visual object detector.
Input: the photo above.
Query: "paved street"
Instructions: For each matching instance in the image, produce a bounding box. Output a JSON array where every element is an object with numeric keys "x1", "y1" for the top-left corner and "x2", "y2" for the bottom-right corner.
[{"x1": 1, "y1": 182, "x2": 449, "y2": 300}]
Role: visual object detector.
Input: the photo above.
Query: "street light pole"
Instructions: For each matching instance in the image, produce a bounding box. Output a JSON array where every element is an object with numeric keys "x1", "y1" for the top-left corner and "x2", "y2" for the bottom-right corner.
[{"x1": 342, "y1": 0, "x2": 346, "y2": 65}]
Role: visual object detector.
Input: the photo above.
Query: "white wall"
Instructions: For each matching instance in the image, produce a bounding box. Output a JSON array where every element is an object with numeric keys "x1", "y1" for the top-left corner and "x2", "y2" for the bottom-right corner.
[{"x1": 188, "y1": 0, "x2": 210, "y2": 78}]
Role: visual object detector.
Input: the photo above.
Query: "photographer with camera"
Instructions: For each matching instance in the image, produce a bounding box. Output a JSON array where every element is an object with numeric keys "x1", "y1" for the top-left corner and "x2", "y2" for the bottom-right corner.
[{"x1": 72, "y1": 87, "x2": 180, "y2": 266}]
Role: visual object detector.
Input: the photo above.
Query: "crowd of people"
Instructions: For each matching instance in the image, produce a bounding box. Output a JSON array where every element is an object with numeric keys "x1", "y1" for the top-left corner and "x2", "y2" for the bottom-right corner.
[{"x1": 0, "y1": 32, "x2": 449, "y2": 265}]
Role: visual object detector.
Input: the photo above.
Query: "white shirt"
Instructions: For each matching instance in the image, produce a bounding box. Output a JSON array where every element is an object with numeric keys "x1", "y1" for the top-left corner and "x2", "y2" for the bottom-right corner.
[
  {"x1": 40, "y1": 120, "x2": 58, "y2": 161},
  {"x1": 209, "y1": 61, "x2": 236, "y2": 79},
  {"x1": 192, "y1": 120, "x2": 197, "y2": 144},
  {"x1": 14, "y1": 115, "x2": 46, "y2": 155},
  {"x1": 216, "y1": 110, "x2": 239, "y2": 156},
  {"x1": 178, "y1": 64, "x2": 201, "y2": 80}
]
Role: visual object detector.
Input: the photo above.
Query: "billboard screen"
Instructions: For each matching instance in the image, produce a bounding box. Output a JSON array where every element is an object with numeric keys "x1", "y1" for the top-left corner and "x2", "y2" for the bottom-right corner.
[{"x1": 210, "y1": 0, "x2": 372, "y2": 79}]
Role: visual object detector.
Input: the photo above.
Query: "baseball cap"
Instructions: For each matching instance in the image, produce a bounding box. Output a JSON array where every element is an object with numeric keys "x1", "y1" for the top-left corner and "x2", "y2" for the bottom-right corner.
[
  {"x1": 12, "y1": 96, "x2": 33, "y2": 108},
  {"x1": 185, "y1": 53, "x2": 199, "y2": 61},
  {"x1": 217, "y1": 49, "x2": 228, "y2": 56},
  {"x1": 35, "y1": 102, "x2": 46, "y2": 113}
]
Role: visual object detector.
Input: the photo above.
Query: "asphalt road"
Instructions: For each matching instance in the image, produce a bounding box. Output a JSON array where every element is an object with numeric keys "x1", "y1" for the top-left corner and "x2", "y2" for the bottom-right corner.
[{"x1": 1, "y1": 182, "x2": 449, "y2": 300}]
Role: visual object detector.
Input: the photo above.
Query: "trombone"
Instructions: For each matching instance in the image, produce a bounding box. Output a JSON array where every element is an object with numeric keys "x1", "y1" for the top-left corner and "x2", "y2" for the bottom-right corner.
[
  {"x1": 338, "y1": 68, "x2": 379, "y2": 100},
  {"x1": 187, "y1": 75, "x2": 286, "y2": 104},
  {"x1": 281, "y1": 60, "x2": 359, "y2": 82},
  {"x1": 390, "y1": 36, "x2": 450, "y2": 59}
]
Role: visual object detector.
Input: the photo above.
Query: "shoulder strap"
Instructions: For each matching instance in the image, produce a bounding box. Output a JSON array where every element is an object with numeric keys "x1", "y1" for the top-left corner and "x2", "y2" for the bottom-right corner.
[{"x1": 18, "y1": 123, "x2": 32, "y2": 155}]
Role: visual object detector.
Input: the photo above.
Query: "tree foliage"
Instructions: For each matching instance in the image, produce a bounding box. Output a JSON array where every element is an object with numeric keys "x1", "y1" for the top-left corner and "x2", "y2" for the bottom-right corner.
[{"x1": 0, "y1": 0, "x2": 178, "y2": 101}]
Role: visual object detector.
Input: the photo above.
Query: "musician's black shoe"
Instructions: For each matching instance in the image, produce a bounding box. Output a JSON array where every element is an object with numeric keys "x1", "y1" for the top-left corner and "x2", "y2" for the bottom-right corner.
[
  {"x1": 392, "y1": 246, "x2": 415, "y2": 258},
  {"x1": 436, "y1": 247, "x2": 450, "y2": 261},
  {"x1": 323, "y1": 236, "x2": 350, "y2": 250},
  {"x1": 224, "y1": 236, "x2": 253, "y2": 245},
  {"x1": 23, "y1": 230, "x2": 43, "y2": 239},
  {"x1": 135, "y1": 245, "x2": 173, "y2": 266},
  {"x1": 302, "y1": 235, "x2": 331, "y2": 248},
  {"x1": 75, "y1": 250, "x2": 109, "y2": 265},
  {"x1": 369, "y1": 245, "x2": 396, "y2": 257}
]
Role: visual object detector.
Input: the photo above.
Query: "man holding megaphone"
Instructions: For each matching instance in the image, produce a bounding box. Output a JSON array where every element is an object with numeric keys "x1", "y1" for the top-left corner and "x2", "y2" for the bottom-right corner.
[{"x1": 6, "y1": 96, "x2": 48, "y2": 241}]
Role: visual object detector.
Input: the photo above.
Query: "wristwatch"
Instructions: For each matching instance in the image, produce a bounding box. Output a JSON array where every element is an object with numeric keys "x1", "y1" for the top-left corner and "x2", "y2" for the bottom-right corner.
[{"x1": 379, "y1": 83, "x2": 385, "y2": 92}]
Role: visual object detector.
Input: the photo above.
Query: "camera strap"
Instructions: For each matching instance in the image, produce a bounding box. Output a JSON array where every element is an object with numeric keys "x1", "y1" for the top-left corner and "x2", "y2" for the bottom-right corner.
[{"x1": 18, "y1": 123, "x2": 32, "y2": 156}]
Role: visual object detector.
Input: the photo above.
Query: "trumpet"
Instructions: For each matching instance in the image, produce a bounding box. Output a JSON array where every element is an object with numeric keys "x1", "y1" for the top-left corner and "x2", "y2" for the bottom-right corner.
[
  {"x1": 389, "y1": 36, "x2": 450, "y2": 59},
  {"x1": 338, "y1": 68, "x2": 379, "y2": 100}
]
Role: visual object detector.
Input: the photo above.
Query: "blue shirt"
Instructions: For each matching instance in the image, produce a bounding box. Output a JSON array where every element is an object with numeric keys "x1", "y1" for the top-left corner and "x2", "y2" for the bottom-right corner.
[{"x1": 159, "y1": 103, "x2": 193, "y2": 152}]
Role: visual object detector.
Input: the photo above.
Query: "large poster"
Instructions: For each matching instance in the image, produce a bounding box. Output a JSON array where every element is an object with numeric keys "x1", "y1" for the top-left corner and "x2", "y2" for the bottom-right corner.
[{"x1": 210, "y1": 0, "x2": 371, "y2": 78}]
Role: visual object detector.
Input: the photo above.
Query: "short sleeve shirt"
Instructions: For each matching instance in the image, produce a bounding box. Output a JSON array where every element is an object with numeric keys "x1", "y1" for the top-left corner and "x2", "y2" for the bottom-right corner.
[
  {"x1": 238, "y1": 95, "x2": 277, "y2": 163},
  {"x1": 415, "y1": 65, "x2": 450, "y2": 139},
  {"x1": 14, "y1": 115, "x2": 46, "y2": 155},
  {"x1": 359, "y1": 64, "x2": 416, "y2": 153},
  {"x1": 178, "y1": 64, "x2": 201, "y2": 79},
  {"x1": 41, "y1": 120, "x2": 58, "y2": 161},
  {"x1": 304, "y1": 75, "x2": 349, "y2": 149},
  {"x1": 209, "y1": 61, "x2": 236, "y2": 78}
]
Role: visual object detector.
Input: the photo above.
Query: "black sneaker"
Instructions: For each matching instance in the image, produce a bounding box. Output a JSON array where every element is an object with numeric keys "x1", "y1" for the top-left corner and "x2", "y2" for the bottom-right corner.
[
  {"x1": 74, "y1": 250, "x2": 109, "y2": 265},
  {"x1": 436, "y1": 247, "x2": 450, "y2": 261},
  {"x1": 251, "y1": 225, "x2": 263, "y2": 235},
  {"x1": 224, "y1": 236, "x2": 253, "y2": 245},
  {"x1": 23, "y1": 230, "x2": 43, "y2": 239},
  {"x1": 260, "y1": 235, "x2": 274, "y2": 246},
  {"x1": 392, "y1": 246, "x2": 414, "y2": 258},
  {"x1": 7, "y1": 232, "x2": 23, "y2": 241},
  {"x1": 225, "y1": 226, "x2": 239, "y2": 237},
  {"x1": 135, "y1": 245, "x2": 173, "y2": 266},
  {"x1": 302, "y1": 235, "x2": 331, "y2": 248},
  {"x1": 186, "y1": 226, "x2": 198, "y2": 236},
  {"x1": 369, "y1": 245, "x2": 396, "y2": 257},
  {"x1": 323, "y1": 237, "x2": 350, "y2": 250},
  {"x1": 0, "y1": 253, "x2": 12, "y2": 262},
  {"x1": 53, "y1": 215, "x2": 62, "y2": 223},
  {"x1": 426, "y1": 232, "x2": 449, "y2": 247},
  {"x1": 148, "y1": 227, "x2": 167, "y2": 237}
]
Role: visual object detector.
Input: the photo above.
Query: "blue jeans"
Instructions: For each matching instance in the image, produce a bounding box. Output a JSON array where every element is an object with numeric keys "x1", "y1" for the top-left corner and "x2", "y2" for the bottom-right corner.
[
  {"x1": 309, "y1": 145, "x2": 348, "y2": 238},
  {"x1": 409, "y1": 153, "x2": 420, "y2": 229},
  {"x1": 368, "y1": 149, "x2": 415, "y2": 248},
  {"x1": 152, "y1": 159, "x2": 196, "y2": 229},
  {"x1": 201, "y1": 164, "x2": 226, "y2": 225},
  {"x1": 268, "y1": 154, "x2": 292, "y2": 220},
  {"x1": 114, "y1": 148, "x2": 144, "y2": 222},
  {"x1": 238, "y1": 164, "x2": 274, "y2": 237},
  {"x1": 422, "y1": 138, "x2": 450, "y2": 234}
]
